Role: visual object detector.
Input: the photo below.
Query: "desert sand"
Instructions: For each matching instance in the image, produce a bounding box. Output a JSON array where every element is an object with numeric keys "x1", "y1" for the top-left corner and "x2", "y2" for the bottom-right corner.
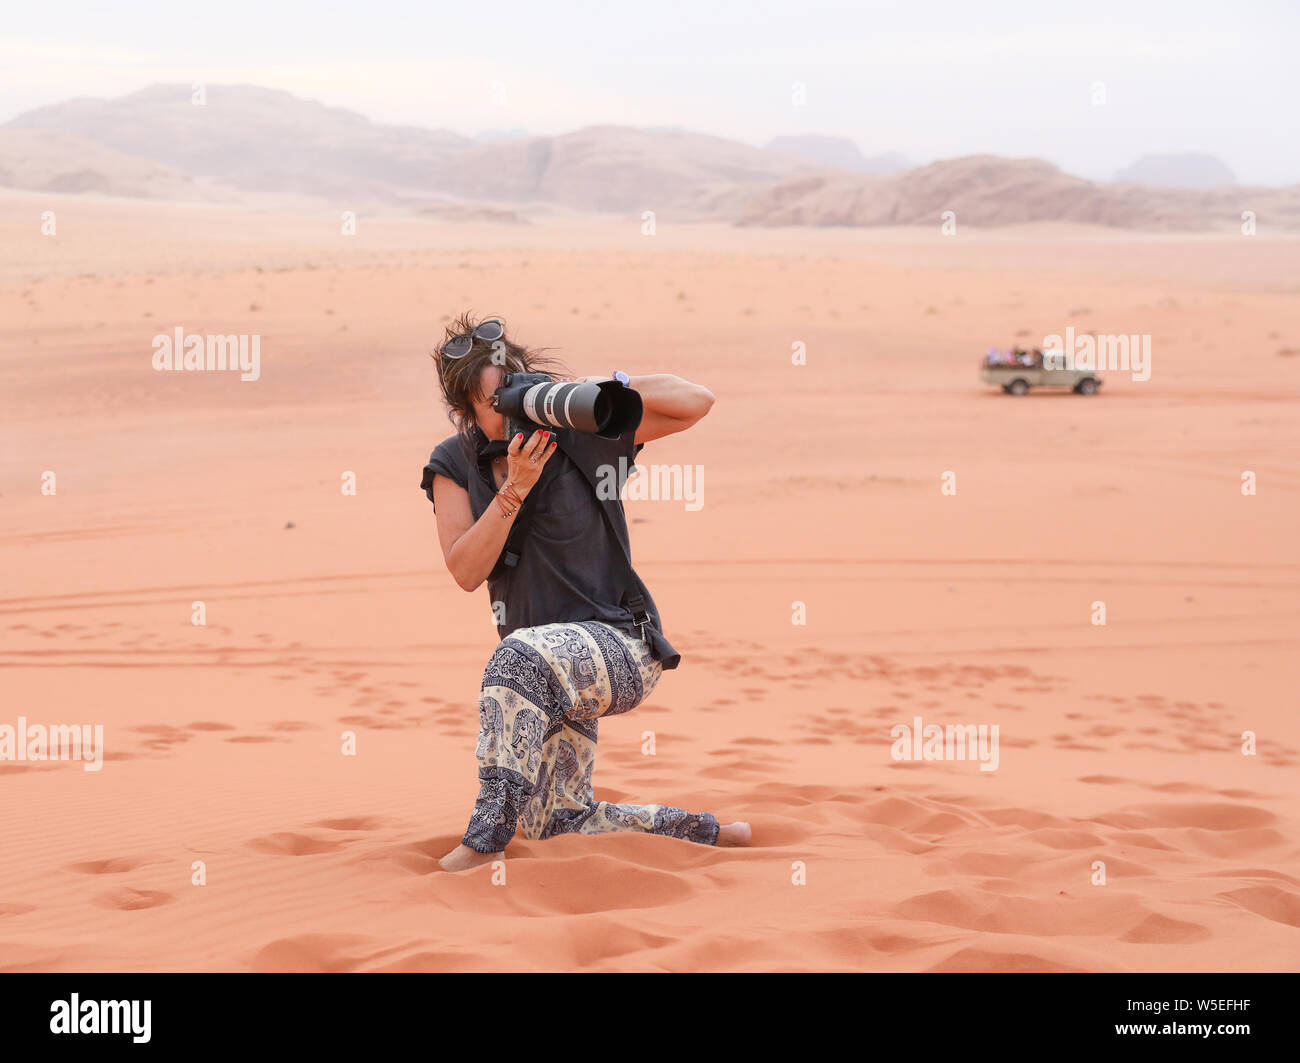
[{"x1": 1, "y1": 189, "x2": 1298, "y2": 971}]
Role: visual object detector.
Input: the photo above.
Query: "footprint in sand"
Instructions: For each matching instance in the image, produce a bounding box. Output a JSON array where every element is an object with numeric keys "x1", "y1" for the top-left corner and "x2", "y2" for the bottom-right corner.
[
  {"x1": 94, "y1": 888, "x2": 175, "y2": 911},
  {"x1": 310, "y1": 816, "x2": 387, "y2": 831},
  {"x1": 246, "y1": 832, "x2": 345, "y2": 856},
  {"x1": 68, "y1": 856, "x2": 151, "y2": 875},
  {"x1": 337, "y1": 714, "x2": 413, "y2": 731},
  {"x1": 131, "y1": 724, "x2": 194, "y2": 750}
]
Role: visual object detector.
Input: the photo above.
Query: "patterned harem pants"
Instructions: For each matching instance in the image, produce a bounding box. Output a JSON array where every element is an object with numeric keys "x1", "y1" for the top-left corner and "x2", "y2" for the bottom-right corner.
[{"x1": 462, "y1": 620, "x2": 720, "y2": 853}]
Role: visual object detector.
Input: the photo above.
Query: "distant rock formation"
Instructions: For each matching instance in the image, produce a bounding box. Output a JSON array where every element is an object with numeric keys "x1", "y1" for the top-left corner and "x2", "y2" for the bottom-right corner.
[
  {"x1": 1114, "y1": 154, "x2": 1236, "y2": 189},
  {"x1": 766, "y1": 135, "x2": 907, "y2": 175},
  {"x1": 5, "y1": 85, "x2": 1295, "y2": 229},
  {"x1": 426, "y1": 125, "x2": 817, "y2": 210},
  {"x1": 735, "y1": 155, "x2": 1299, "y2": 230},
  {"x1": 6, "y1": 83, "x2": 472, "y2": 200},
  {"x1": 0, "y1": 128, "x2": 224, "y2": 200},
  {"x1": 4, "y1": 85, "x2": 817, "y2": 212}
]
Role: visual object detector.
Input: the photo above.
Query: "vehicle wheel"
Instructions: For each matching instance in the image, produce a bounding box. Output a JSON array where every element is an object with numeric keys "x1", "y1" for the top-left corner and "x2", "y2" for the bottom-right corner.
[
  {"x1": 1075, "y1": 378, "x2": 1099, "y2": 395},
  {"x1": 1007, "y1": 379, "x2": 1029, "y2": 396}
]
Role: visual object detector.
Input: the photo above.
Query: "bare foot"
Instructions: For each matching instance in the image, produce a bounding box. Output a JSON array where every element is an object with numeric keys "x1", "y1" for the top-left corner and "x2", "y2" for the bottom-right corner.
[
  {"x1": 438, "y1": 843, "x2": 502, "y2": 872},
  {"x1": 716, "y1": 821, "x2": 752, "y2": 847}
]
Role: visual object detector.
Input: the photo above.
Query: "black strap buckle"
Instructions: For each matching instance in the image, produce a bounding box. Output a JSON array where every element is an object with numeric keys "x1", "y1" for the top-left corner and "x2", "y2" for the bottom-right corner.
[{"x1": 627, "y1": 593, "x2": 650, "y2": 642}]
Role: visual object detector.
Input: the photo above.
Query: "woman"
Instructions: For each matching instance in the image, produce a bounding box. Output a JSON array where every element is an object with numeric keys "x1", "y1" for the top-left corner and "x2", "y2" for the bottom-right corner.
[{"x1": 422, "y1": 314, "x2": 751, "y2": 872}]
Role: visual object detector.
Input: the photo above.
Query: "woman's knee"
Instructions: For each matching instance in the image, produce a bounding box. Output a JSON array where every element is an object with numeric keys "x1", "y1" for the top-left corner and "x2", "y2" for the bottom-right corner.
[
  {"x1": 482, "y1": 627, "x2": 561, "y2": 698},
  {"x1": 484, "y1": 627, "x2": 549, "y2": 675}
]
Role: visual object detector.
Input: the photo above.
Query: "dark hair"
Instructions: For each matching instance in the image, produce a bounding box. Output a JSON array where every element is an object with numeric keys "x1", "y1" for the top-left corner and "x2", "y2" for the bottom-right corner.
[{"x1": 431, "y1": 313, "x2": 566, "y2": 437}]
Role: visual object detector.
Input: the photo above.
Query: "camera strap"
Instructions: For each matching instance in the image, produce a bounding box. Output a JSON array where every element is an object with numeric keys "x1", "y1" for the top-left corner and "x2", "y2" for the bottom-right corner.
[
  {"x1": 496, "y1": 498, "x2": 536, "y2": 574},
  {"x1": 555, "y1": 436, "x2": 680, "y2": 669},
  {"x1": 487, "y1": 464, "x2": 551, "y2": 581}
]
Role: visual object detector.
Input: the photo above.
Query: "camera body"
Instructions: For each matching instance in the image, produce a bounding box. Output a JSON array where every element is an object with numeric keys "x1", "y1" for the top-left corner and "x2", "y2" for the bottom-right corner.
[{"x1": 493, "y1": 372, "x2": 643, "y2": 440}]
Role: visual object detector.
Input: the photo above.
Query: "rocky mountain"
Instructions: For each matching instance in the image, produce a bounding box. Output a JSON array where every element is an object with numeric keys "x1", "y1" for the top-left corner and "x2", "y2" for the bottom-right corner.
[
  {"x1": 734, "y1": 155, "x2": 1299, "y2": 230},
  {"x1": 6, "y1": 85, "x2": 1293, "y2": 229},
  {"x1": 1114, "y1": 153, "x2": 1236, "y2": 189},
  {"x1": 426, "y1": 125, "x2": 816, "y2": 211},
  {"x1": 766, "y1": 135, "x2": 907, "y2": 175},
  {"x1": 6, "y1": 83, "x2": 473, "y2": 201},
  {"x1": 0, "y1": 128, "x2": 227, "y2": 200},
  {"x1": 4, "y1": 85, "x2": 817, "y2": 210}
]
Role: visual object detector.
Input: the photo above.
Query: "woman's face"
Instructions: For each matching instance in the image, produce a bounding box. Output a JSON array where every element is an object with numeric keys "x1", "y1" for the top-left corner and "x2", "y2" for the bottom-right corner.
[{"x1": 472, "y1": 364, "x2": 507, "y2": 439}]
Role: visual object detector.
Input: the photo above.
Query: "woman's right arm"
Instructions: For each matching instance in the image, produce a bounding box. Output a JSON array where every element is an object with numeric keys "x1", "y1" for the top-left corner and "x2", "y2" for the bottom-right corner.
[{"x1": 432, "y1": 429, "x2": 557, "y2": 592}]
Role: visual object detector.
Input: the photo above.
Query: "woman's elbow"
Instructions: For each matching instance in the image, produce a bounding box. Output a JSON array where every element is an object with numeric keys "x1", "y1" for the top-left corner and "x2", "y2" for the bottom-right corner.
[
  {"x1": 689, "y1": 385, "x2": 715, "y2": 424},
  {"x1": 452, "y1": 567, "x2": 483, "y2": 593},
  {"x1": 444, "y1": 549, "x2": 485, "y2": 593}
]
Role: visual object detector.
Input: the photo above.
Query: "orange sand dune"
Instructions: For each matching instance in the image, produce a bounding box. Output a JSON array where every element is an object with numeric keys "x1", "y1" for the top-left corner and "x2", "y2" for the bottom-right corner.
[{"x1": 1, "y1": 192, "x2": 1297, "y2": 971}]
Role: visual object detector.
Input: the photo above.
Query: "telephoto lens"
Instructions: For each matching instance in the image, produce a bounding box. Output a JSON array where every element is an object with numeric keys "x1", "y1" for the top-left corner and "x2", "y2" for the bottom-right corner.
[{"x1": 493, "y1": 372, "x2": 643, "y2": 439}]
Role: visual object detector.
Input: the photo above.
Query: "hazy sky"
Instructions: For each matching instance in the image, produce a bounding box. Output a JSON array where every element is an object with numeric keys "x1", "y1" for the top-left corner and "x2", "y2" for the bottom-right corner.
[{"x1": 2, "y1": 0, "x2": 1297, "y2": 184}]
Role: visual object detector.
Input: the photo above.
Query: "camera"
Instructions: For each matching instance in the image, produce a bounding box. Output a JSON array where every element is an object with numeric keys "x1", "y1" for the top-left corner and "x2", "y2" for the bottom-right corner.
[{"x1": 492, "y1": 372, "x2": 643, "y2": 440}]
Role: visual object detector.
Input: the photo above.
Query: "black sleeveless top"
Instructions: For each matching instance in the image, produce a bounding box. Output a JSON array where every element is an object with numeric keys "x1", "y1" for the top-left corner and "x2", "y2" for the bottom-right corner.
[{"x1": 421, "y1": 425, "x2": 680, "y2": 668}]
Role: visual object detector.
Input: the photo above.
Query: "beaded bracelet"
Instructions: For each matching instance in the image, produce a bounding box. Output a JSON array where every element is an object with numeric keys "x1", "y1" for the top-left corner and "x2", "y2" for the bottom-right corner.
[{"x1": 495, "y1": 481, "x2": 525, "y2": 518}]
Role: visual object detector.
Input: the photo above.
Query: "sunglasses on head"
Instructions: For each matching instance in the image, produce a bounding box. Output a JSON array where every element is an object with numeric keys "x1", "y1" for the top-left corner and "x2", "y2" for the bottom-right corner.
[{"x1": 440, "y1": 320, "x2": 505, "y2": 359}]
